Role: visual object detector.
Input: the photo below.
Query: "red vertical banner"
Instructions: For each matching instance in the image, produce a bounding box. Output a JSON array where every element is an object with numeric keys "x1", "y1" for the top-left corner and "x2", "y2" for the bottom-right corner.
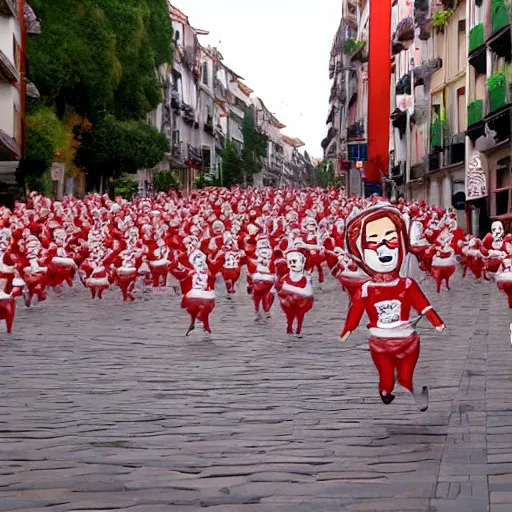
[{"x1": 366, "y1": 0, "x2": 392, "y2": 184}]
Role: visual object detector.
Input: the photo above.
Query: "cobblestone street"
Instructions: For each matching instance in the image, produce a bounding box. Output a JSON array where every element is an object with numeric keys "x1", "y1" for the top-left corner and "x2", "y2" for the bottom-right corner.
[{"x1": 0, "y1": 272, "x2": 511, "y2": 512}]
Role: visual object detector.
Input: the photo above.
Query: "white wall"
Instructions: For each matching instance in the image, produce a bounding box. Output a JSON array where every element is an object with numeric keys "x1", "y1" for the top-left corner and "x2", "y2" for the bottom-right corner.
[
  {"x1": 0, "y1": 82, "x2": 18, "y2": 138},
  {"x1": 0, "y1": 15, "x2": 20, "y2": 64},
  {"x1": 0, "y1": 15, "x2": 20, "y2": 140}
]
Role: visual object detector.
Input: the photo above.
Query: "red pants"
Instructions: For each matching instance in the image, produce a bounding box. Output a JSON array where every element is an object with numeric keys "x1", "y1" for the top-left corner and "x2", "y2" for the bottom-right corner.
[
  {"x1": 369, "y1": 333, "x2": 420, "y2": 395},
  {"x1": 279, "y1": 294, "x2": 314, "y2": 334},
  {"x1": 498, "y1": 281, "x2": 512, "y2": 308},
  {"x1": 222, "y1": 267, "x2": 241, "y2": 293},
  {"x1": 430, "y1": 265, "x2": 456, "y2": 293},
  {"x1": 185, "y1": 297, "x2": 215, "y2": 332},
  {"x1": 252, "y1": 281, "x2": 275, "y2": 313},
  {"x1": 47, "y1": 263, "x2": 75, "y2": 288}
]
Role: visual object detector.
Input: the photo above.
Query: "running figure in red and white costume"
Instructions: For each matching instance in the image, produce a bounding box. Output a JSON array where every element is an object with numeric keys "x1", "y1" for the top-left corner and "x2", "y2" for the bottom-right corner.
[{"x1": 340, "y1": 204, "x2": 445, "y2": 411}]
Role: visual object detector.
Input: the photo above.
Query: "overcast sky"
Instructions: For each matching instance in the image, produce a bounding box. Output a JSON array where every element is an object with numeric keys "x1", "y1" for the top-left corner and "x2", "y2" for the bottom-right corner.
[{"x1": 174, "y1": 0, "x2": 342, "y2": 158}]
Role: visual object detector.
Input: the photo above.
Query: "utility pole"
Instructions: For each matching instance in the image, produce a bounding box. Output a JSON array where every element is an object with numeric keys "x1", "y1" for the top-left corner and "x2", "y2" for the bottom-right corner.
[{"x1": 366, "y1": 0, "x2": 392, "y2": 196}]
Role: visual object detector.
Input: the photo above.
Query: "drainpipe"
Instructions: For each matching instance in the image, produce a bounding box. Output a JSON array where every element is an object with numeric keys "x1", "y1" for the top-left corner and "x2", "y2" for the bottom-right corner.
[
  {"x1": 465, "y1": 0, "x2": 471, "y2": 233},
  {"x1": 18, "y1": 0, "x2": 27, "y2": 155}
]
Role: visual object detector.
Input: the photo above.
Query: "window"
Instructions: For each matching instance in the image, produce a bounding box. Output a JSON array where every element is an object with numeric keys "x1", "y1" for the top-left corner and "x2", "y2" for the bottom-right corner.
[
  {"x1": 458, "y1": 19, "x2": 466, "y2": 71},
  {"x1": 202, "y1": 148, "x2": 211, "y2": 170},
  {"x1": 13, "y1": 37, "x2": 21, "y2": 72},
  {"x1": 493, "y1": 157, "x2": 512, "y2": 216},
  {"x1": 13, "y1": 105, "x2": 21, "y2": 145},
  {"x1": 348, "y1": 143, "x2": 368, "y2": 161},
  {"x1": 457, "y1": 87, "x2": 466, "y2": 132},
  {"x1": 202, "y1": 62, "x2": 208, "y2": 86}
]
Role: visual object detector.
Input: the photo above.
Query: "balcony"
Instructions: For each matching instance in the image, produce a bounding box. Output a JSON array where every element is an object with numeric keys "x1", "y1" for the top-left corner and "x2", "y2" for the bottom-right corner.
[
  {"x1": 430, "y1": 120, "x2": 447, "y2": 149},
  {"x1": 185, "y1": 144, "x2": 203, "y2": 169},
  {"x1": 410, "y1": 162, "x2": 426, "y2": 181},
  {"x1": 443, "y1": 134, "x2": 465, "y2": 166},
  {"x1": 469, "y1": 24, "x2": 484, "y2": 53},
  {"x1": 427, "y1": 151, "x2": 441, "y2": 173},
  {"x1": 203, "y1": 116, "x2": 214, "y2": 136},
  {"x1": 229, "y1": 104, "x2": 245, "y2": 121},
  {"x1": 343, "y1": 38, "x2": 365, "y2": 55},
  {"x1": 25, "y1": 3, "x2": 41, "y2": 34},
  {"x1": 0, "y1": 0, "x2": 16, "y2": 17},
  {"x1": 0, "y1": 129, "x2": 20, "y2": 161},
  {"x1": 182, "y1": 103, "x2": 195, "y2": 126},
  {"x1": 182, "y1": 45, "x2": 200, "y2": 75},
  {"x1": 321, "y1": 127, "x2": 338, "y2": 151},
  {"x1": 392, "y1": 17, "x2": 415, "y2": 56},
  {"x1": 491, "y1": 0, "x2": 510, "y2": 35},
  {"x1": 214, "y1": 79, "x2": 226, "y2": 100},
  {"x1": 0, "y1": 49, "x2": 18, "y2": 84},
  {"x1": 488, "y1": 71, "x2": 511, "y2": 112},
  {"x1": 390, "y1": 161, "x2": 405, "y2": 178},
  {"x1": 468, "y1": 99, "x2": 484, "y2": 126},
  {"x1": 347, "y1": 121, "x2": 365, "y2": 141},
  {"x1": 170, "y1": 89, "x2": 180, "y2": 110}
]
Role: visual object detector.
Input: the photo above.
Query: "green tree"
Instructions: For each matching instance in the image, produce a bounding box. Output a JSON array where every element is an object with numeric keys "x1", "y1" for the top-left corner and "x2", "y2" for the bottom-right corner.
[
  {"x1": 27, "y1": 0, "x2": 120, "y2": 121},
  {"x1": 195, "y1": 172, "x2": 219, "y2": 189},
  {"x1": 19, "y1": 106, "x2": 70, "y2": 195},
  {"x1": 76, "y1": 116, "x2": 169, "y2": 192},
  {"x1": 221, "y1": 139, "x2": 243, "y2": 188},
  {"x1": 241, "y1": 108, "x2": 268, "y2": 182},
  {"x1": 28, "y1": 0, "x2": 172, "y2": 122},
  {"x1": 114, "y1": 176, "x2": 139, "y2": 199},
  {"x1": 146, "y1": 0, "x2": 174, "y2": 67},
  {"x1": 154, "y1": 170, "x2": 180, "y2": 192},
  {"x1": 315, "y1": 161, "x2": 336, "y2": 188},
  {"x1": 26, "y1": 0, "x2": 174, "y2": 197}
]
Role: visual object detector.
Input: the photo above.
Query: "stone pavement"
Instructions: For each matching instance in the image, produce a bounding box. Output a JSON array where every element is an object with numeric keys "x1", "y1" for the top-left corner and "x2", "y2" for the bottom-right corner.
[{"x1": 0, "y1": 272, "x2": 511, "y2": 512}]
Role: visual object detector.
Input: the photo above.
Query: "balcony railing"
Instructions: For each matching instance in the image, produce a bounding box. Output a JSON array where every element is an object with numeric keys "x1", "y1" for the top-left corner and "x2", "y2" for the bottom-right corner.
[
  {"x1": 0, "y1": 49, "x2": 18, "y2": 84},
  {"x1": 182, "y1": 103, "x2": 195, "y2": 125},
  {"x1": 410, "y1": 162, "x2": 426, "y2": 180},
  {"x1": 428, "y1": 151, "x2": 440, "y2": 173},
  {"x1": 347, "y1": 120, "x2": 365, "y2": 140},
  {"x1": 468, "y1": 99, "x2": 484, "y2": 126},
  {"x1": 491, "y1": 0, "x2": 510, "y2": 34},
  {"x1": 430, "y1": 120, "x2": 447, "y2": 149},
  {"x1": 204, "y1": 116, "x2": 214, "y2": 135},
  {"x1": 488, "y1": 71, "x2": 511, "y2": 112},
  {"x1": 469, "y1": 24, "x2": 484, "y2": 53},
  {"x1": 0, "y1": 0, "x2": 16, "y2": 17}
]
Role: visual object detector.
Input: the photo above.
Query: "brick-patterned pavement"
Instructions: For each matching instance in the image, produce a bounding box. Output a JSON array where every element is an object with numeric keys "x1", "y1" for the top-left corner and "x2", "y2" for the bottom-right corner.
[{"x1": 0, "y1": 272, "x2": 511, "y2": 512}]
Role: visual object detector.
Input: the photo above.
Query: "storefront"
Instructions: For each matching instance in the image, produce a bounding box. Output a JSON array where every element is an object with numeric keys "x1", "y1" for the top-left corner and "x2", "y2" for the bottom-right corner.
[{"x1": 427, "y1": 164, "x2": 467, "y2": 231}]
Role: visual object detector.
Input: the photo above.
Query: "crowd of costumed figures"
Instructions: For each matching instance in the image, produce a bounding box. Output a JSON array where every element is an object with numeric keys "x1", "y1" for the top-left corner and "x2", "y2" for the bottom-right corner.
[
  {"x1": 0, "y1": 187, "x2": 510, "y2": 338},
  {"x1": 1, "y1": 187, "x2": 511, "y2": 411}
]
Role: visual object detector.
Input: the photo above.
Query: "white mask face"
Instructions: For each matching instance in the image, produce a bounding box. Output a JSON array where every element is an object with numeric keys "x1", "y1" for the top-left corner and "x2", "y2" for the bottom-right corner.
[
  {"x1": 363, "y1": 246, "x2": 398, "y2": 273},
  {"x1": 492, "y1": 221, "x2": 504, "y2": 241},
  {"x1": 286, "y1": 251, "x2": 305, "y2": 273},
  {"x1": 362, "y1": 217, "x2": 400, "y2": 274},
  {"x1": 192, "y1": 252, "x2": 206, "y2": 271},
  {"x1": 257, "y1": 248, "x2": 272, "y2": 266}
]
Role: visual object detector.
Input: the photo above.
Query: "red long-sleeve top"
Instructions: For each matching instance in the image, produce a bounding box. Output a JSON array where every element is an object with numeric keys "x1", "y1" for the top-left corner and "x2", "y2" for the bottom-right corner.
[{"x1": 341, "y1": 277, "x2": 443, "y2": 339}]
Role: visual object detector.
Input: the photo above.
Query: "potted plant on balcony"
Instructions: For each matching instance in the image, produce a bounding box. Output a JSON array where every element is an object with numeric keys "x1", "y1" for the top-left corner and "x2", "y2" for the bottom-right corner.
[
  {"x1": 431, "y1": 10, "x2": 454, "y2": 32},
  {"x1": 488, "y1": 70, "x2": 508, "y2": 112}
]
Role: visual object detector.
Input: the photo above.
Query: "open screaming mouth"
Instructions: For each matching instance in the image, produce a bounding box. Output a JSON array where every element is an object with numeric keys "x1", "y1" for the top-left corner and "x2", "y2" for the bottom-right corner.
[{"x1": 379, "y1": 255, "x2": 393, "y2": 263}]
